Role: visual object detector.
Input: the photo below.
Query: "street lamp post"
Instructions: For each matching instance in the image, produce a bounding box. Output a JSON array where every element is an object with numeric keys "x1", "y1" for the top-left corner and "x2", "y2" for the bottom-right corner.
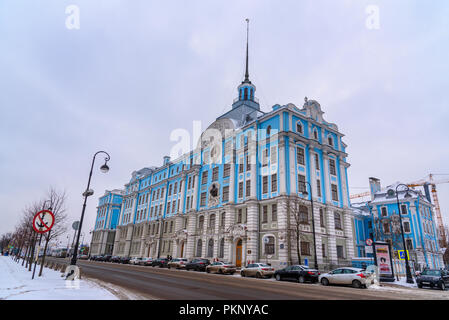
[
  {"x1": 390, "y1": 183, "x2": 414, "y2": 284},
  {"x1": 71, "y1": 151, "x2": 110, "y2": 266},
  {"x1": 301, "y1": 181, "x2": 319, "y2": 270}
]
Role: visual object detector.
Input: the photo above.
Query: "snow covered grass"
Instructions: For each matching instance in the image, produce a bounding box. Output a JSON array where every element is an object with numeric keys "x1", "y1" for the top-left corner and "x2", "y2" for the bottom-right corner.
[{"x1": 0, "y1": 256, "x2": 118, "y2": 300}]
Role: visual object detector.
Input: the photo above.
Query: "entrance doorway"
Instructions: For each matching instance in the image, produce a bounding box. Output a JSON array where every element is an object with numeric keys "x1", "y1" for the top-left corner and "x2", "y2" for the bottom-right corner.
[
  {"x1": 180, "y1": 241, "x2": 184, "y2": 258},
  {"x1": 236, "y1": 239, "x2": 242, "y2": 267}
]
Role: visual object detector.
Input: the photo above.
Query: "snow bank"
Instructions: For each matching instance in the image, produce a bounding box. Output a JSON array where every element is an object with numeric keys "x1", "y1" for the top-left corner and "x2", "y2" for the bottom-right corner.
[{"x1": 0, "y1": 256, "x2": 118, "y2": 300}]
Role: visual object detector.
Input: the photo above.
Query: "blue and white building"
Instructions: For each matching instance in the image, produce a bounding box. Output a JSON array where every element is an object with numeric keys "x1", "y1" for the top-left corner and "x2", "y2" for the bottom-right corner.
[
  {"x1": 90, "y1": 189, "x2": 124, "y2": 256},
  {"x1": 352, "y1": 177, "x2": 444, "y2": 270},
  {"x1": 94, "y1": 28, "x2": 356, "y2": 270}
]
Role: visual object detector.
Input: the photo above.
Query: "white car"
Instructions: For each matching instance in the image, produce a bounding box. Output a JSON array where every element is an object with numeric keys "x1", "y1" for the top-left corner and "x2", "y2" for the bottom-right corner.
[
  {"x1": 319, "y1": 267, "x2": 374, "y2": 289},
  {"x1": 129, "y1": 257, "x2": 143, "y2": 265}
]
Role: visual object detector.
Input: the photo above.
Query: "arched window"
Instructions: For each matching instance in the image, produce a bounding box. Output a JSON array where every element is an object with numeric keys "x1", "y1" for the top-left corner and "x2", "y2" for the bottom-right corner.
[
  {"x1": 207, "y1": 239, "x2": 214, "y2": 257},
  {"x1": 250, "y1": 88, "x2": 254, "y2": 100},
  {"x1": 219, "y1": 238, "x2": 224, "y2": 258},
  {"x1": 239, "y1": 88, "x2": 242, "y2": 100},
  {"x1": 198, "y1": 215, "x2": 204, "y2": 230},
  {"x1": 209, "y1": 214, "x2": 216, "y2": 231},
  {"x1": 313, "y1": 129, "x2": 318, "y2": 140},
  {"x1": 196, "y1": 239, "x2": 203, "y2": 257},
  {"x1": 264, "y1": 236, "x2": 275, "y2": 255},
  {"x1": 328, "y1": 136, "x2": 333, "y2": 146},
  {"x1": 266, "y1": 125, "x2": 271, "y2": 136},
  {"x1": 244, "y1": 87, "x2": 248, "y2": 100},
  {"x1": 296, "y1": 122, "x2": 303, "y2": 134}
]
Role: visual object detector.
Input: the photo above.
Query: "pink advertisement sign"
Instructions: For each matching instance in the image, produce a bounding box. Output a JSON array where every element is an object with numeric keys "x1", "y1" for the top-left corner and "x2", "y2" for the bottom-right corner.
[{"x1": 375, "y1": 244, "x2": 392, "y2": 276}]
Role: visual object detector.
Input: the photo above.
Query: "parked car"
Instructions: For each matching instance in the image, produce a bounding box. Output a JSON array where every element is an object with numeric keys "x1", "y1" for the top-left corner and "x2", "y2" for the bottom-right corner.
[
  {"x1": 120, "y1": 256, "x2": 131, "y2": 264},
  {"x1": 79, "y1": 254, "x2": 89, "y2": 260},
  {"x1": 138, "y1": 257, "x2": 153, "y2": 266},
  {"x1": 95, "y1": 255, "x2": 105, "y2": 262},
  {"x1": 274, "y1": 265, "x2": 320, "y2": 283},
  {"x1": 206, "y1": 261, "x2": 236, "y2": 275},
  {"x1": 151, "y1": 258, "x2": 170, "y2": 268},
  {"x1": 89, "y1": 255, "x2": 98, "y2": 261},
  {"x1": 319, "y1": 267, "x2": 374, "y2": 289},
  {"x1": 167, "y1": 258, "x2": 188, "y2": 269},
  {"x1": 103, "y1": 255, "x2": 112, "y2": 262},
  {"x1": 110, "y1": 256, "x2": 121, "y2": 263},
  {"x1": 416, "y1": 269, "x2": 449, "y2": 290},
  {"x1": 129, "y1": 257, "x2": 143, "y2": 265},
  {"x1": 240, "y1": 263, "x2": 275, "y2": 278},
  {"x1": 185, "y1": 258, "x2": 211, "y2": 271}
]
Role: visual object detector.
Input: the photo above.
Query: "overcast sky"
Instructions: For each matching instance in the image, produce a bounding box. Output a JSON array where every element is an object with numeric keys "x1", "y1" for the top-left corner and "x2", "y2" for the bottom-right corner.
[{"x1": 1, "y1": 0, "x2": 448, "y2": 245}]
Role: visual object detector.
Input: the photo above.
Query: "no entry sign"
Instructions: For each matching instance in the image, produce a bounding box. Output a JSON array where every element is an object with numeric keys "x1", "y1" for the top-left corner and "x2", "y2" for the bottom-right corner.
[{"x1": 32, "y1": 210, "x2": 55, "y2": 234}]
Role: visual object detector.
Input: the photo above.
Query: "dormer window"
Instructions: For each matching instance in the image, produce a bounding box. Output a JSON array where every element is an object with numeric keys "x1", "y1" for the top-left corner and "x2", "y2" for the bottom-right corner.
[{"x1": 296, "y1": 122, "x2": 303, "y2": 134}]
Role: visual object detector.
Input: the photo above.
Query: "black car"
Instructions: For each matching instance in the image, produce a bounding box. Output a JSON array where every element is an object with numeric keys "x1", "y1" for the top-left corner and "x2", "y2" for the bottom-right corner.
[
  {"x1": 185, "y1": 258, "x2": 210, "y2": 271},
  {"x1": 111, "y1": 256, "x2": 121, "y2": 263},
  {"x1": 96, "y1": 255, "x2": 106, "y2": 262},
  {"x1": 151, "y1": 258, "x2": 170, "y2": 268},
  {"x1": 103, "y1": 255, "x2": 112, "y2": 262},
  {"x1": 274, "y1": 265, "x2": 320, "y2": 283},
  {"x1": 120, "y1": 256, "x2": 131, "y2": 264},
  {"x1": 416, "y1": 269, "x2": 449, "y2": 290}
]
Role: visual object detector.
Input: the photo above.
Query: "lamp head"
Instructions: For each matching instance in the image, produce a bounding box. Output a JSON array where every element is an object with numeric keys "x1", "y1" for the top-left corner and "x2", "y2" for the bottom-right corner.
[
  {"x1": 301, "y1": 190, "x2": 309, "y2": 197},
  {"x1": 100, "y1": 162, "x2": 110, "y2": 173}
]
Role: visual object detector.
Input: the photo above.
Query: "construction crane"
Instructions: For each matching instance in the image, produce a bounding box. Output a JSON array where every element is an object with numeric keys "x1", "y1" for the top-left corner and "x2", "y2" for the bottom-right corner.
[{"x1": 350, "y1": 174, "x2": 449, "y2": 248}]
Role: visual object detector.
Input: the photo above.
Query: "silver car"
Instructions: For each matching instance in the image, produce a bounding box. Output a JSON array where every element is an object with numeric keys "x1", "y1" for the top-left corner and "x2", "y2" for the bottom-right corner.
[
  {"x1": 167, "y1": 258, "x2": 189, "y2": 269},
  {"x1": 319, "y1": 267, "x2": 374, "y2": 289},
  {"x1": 241, "y1": 263, "x2": 275, "y2": 278},
  {"x1": 129, "y1": 257, "x2": 143, "y2": 265}
]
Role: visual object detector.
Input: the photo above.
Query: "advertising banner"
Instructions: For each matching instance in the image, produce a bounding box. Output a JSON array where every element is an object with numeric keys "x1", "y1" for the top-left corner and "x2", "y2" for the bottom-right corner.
[{"x1": 373, "y1": 242, "x2": 395, "y2": 281}]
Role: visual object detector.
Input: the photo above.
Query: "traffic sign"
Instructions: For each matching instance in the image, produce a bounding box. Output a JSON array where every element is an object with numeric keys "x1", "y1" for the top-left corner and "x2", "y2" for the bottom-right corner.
[
  {"x1": 366, "y1": 239, "x2": 373, "y2": 246},
  {"x1": 72, "y1": 221, "x2": 80, "y2": 230},
  {"x1": 398, "y1": 250, "x2": 409, "y2": 261},
  {"x1": 32, "y1": 210, "x2": 55, "y2": 234}
]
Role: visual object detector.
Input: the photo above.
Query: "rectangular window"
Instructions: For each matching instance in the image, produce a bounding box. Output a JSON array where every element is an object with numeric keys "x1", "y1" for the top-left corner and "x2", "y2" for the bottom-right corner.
[
  {"x1": 271, "y1": 174, "x2": 277, "y2": 192},
  {"x1": 270, "y1": 146, "x2": 277, "y2": 164},
  {"x1": 381, "y1": 207, "x2": 388, "y2": 217},
  {"x1": 404, "y1": 221, "x2": 411, "y2": 233},
  {"x1": 331, "y1": 184, "x2": 338, "y2": 201},
  {"x1": 237, "y1": 209, "x2": 242, "y2": 223},
  {"x1": 223, "y1": 164, "x2": 231, "y2": 178},
  {"x1": 262, "y1": 206, "x2": 268, "y2": 223},
  {"x1": 186, "y1": 196, "x2": 190, "y2": 210},
  {"x1": 168, "y1": 185, "x2": 172, "y2": 196},
  {"x1": 263, "y1": 176, "x2": 268, "y2": 194},
  {"x1": 262, "y1": 149, "x2": 268, "y2": 167},
  {"x1": 329, "y1": 159, "x2": 336, "y2": 175},
  {"x1": 246, "y1": 180, "x2": 251, "y2": 197},
  {"x1": 319, "y1": 208, "x2": 325, "y2": 227},
  {"x1": 315, "y1": 154, "x2": 320, "y2": 170},
  {"x1": 188, "y1": 176, "x2": 192, "y2": 189},
  {"x1": 222, "y1": 186, "x2": 229, "y2": 202},
  {"x1": 334, "y1": 212, "x2": 342, "y2": 230},
  {"x1": 297, "y1": 147, "x2": 305, "y2": 165},
  {"x1": 316, "y1": 180, "x2": 322, "y2": 197},
  {"x1": 200, "y1": 192, "x2": 207, "y2": 206},
  {"x1": 239, "y1": 162, "x2": 244, "y2": 174},
  {"x1": 272, "y1": 204, "x2": 277, "y2": 222},
  {"x1": 298, "y1": 175, "x2": 306, "y2": 193},
  {"x1": 221, "y1": 213, "x2": 226, "y2": 227},
  {"x1": 401, "y1": 204, "x2": 407, "y2": 215},
  {"x1": 212, "y1": 167, "x2": 219, "y2": 181},
  {"x1": 172, "y1": 201, "x2": 176, "y2": 213},
  {"x1": 336, "y1": 245, "x2": 344, "y2": 259},
  {"x1": 201, "y1": 171, "x2": 208, "y2": 184},
  {"x1": 383, "y1": 222, "x2": 390, "y2": 234},
  {"x1": 301, "y1": 242, "x2": 310, "y2": 256},
  {"x1": 238, "y1": 182, "x2": 243, "y2": 198},
  {"x1": 322, "y1": 243, "x2": 326, "y2": 257}
]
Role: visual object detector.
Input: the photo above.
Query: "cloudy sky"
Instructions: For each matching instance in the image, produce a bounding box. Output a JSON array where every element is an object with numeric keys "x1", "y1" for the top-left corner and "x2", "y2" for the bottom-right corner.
[{"x1": 1, "y1": 0, "x2": 448, "y2": 244}]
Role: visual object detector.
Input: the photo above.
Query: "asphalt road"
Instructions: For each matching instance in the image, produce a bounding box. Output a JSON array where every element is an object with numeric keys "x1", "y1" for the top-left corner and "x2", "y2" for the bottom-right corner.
[{"x1": 46, "y1": 257, "x2": 414, "y2": 300}]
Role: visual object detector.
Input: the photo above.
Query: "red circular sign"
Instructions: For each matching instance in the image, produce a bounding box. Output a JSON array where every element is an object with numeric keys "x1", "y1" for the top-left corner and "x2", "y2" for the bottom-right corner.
[
  {"x1": 366, "y1": 239, "x2": 373, "y2": 246},
  {"x1": 32, "y1": 210, "x2": 55, "y2": 234}
]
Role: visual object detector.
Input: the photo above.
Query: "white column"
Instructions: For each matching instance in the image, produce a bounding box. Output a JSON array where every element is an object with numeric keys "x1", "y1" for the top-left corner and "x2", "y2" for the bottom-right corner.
[
  {"x1": 289, "y1": 141, "x2": 297, "y2": 195},
  {"x1": 192, "y1": 172, "x2": 200, "y2": 210},
  {"x1": 185, "y1": 213, "x2": 196, "y2": 259},
  {"x1": 179, "y1": 175, "x2": 186, "y2": 213},
  {"x1": 229, "y1": 162, "x2": 236, "y2": 203},
  {"x1": 326, "y1": 208, "x2": 337, "y2": 263},
  {"x1": 312, "y1": 205, "x2": 323, "y2": 266},
  {"x1": 246, "y1": 201, "x2": 259, "y2": 263},
  {"x1": 223, "y1": 205, "x2": 234, "y2": 262},
  {"x1": 278, "y1": 198, "x2": 289, "y2": 264},
  {"x1": 339, "y1": 161, "x2": 350, "y2": 208},
  {"x1": 279, "y1": 140, "x2": 287, "y2": 195},
  {"x1": 344, "y1": 212, "x2": 355, "y2": 260},
  {"x1": 309, "y1": 147, "x2": 318, "y2": 201}
]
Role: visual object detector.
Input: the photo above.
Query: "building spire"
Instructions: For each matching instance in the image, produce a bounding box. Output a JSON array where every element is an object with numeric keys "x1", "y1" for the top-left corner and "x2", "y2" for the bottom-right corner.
[{"x1": 244, "y1": 18, "x2": 250, "y2": 83}]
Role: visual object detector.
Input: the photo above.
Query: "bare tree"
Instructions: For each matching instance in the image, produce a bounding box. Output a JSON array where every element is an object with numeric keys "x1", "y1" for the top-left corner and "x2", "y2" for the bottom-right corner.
[
  {"x1": 39, "y1": 187, "x2": 68, "y2": 276},
  {"x1": 0, "y1": 232, "x2": 13, "y2": 253},
  {"x1": 283, "y1": 196, "x2": 315, "y2": 266}
]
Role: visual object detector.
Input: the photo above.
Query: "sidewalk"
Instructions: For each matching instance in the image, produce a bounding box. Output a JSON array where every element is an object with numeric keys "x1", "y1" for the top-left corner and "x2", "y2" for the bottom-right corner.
[{"x1": 0, "y1": 256, "x2": 118, "y2": 300}]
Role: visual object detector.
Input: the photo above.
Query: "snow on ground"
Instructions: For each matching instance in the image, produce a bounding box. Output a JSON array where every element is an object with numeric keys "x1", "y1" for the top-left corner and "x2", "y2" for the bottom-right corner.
[{"x1": 0, "y1": 256, "x2": 118, "y2": 300}]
